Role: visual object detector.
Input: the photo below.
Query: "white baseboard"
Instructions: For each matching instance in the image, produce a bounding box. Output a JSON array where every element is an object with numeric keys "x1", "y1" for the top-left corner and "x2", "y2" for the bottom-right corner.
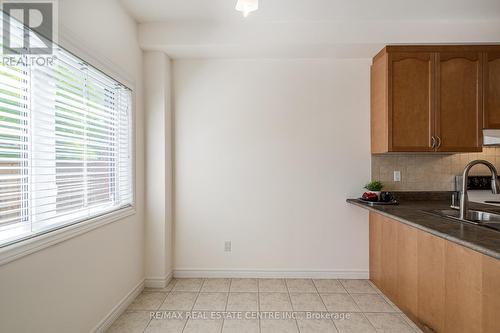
[
  {"x1": 173, "y1": 269, "x2": 369, "y2": 279},
  {"x1": 93, "y1": 279, "x2": 145, "y2": 333},
  {"x1": 144, "y1": 272, "x2": 173, "y2": 288}
]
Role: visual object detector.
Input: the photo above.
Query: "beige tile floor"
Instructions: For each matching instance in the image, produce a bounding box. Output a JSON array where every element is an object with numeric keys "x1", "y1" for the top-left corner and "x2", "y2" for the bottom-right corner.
[{"x1": 106, "y1": 278, "x2": 423, "y2": 333}]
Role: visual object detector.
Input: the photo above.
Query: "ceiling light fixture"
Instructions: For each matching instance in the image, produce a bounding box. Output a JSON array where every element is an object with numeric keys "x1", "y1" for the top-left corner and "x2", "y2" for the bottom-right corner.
[{"x1": 235, "y1": 0, "x2": 258, "y2": 17}]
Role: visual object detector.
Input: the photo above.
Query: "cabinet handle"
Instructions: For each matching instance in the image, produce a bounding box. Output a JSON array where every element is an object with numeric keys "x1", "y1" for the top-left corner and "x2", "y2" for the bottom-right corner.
[
  {"x1": 431, "y1": 136, "x2": 436, "y2": 149},
  {"x1": 436, "y1": 136, "x2": 442, "y2": 149}
]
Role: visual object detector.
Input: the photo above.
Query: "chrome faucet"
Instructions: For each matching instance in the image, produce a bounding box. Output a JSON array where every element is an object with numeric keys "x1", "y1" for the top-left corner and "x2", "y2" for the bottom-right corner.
[{"x1": 459, "y1": 160, "x2": 500, "y2": 220}]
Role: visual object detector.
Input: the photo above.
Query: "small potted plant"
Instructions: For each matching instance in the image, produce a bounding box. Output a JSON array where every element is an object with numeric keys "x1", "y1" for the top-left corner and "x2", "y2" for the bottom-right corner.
[{"x1": 363, "y1": 180, "x2": 384, "y2": 201}]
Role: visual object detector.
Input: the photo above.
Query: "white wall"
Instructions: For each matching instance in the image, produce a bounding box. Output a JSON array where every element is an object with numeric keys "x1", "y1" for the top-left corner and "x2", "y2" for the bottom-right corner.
[
  {"x1": 0, "y1": 1, "x2": 145, "y2": 332},
  {"x1": 174, "y1": 59, "x2": 371, "y2": 277}
]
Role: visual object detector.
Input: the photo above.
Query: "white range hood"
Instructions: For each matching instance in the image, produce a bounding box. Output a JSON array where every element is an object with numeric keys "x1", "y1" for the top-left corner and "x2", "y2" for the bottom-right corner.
[{"x1": 483, "y1": 129, "x2": 500, "y2": 146}]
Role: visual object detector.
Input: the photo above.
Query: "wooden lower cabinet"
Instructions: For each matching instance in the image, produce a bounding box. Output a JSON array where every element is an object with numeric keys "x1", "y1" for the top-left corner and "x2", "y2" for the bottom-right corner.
[
  {"x1": 397, "y1": 223, "x2": 418, "y2": 322},
  {"x1": 369, "y1": 212, "x2": 383, "y2": 287},
  {"x1": 417, "y1": 231, "x2": 445, "y2": 332},
  {"x1": 444, "y1": 242, "x2": 483, "y2": 333},
  {"x1": 381, "y1": 217, "x2": 398, "y2": 300},
  {"x1": 482, "y1": 255, "x2": 500, "y2": 333},
  {"x1": 369, "y1": 212, "x2": 500, "y2": 333}
]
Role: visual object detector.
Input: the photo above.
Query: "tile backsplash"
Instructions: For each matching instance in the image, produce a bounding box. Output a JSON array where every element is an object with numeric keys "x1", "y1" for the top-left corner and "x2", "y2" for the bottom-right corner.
[{"x1": 371, "y1": 148, "x2": 500, "y2": 191}]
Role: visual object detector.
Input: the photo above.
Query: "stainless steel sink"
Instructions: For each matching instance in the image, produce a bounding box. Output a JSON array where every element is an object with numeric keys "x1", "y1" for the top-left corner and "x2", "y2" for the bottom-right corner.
[{"x1": 425, "y1": 209, "x2": 500, "y2": 232}]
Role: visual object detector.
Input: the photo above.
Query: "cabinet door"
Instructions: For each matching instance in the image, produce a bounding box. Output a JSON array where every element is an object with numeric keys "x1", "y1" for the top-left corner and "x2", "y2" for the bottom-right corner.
[
  {"x1": 369, "y1": 212, "x2": 383, "y2": 287},
  {"x1": 436, "y1": 52, "x2": 483, "y2": 152},
  {"x1": 444, "y1": 242, "x2": 482, "y2": 333},
  {"x1": 389, "y1": 52, "x2": 435, "y2": 152},
  {"x1": 380, "y1": 216, "x2": 398, "y2": 300},
  {"x1": 396, "y1": 223, "x2": 418, "y2": 319},
  {"x1": 482, "y1": 254, "x2": 500, "y2": 333},
  {"x1": 484, "y1": 51, "x2": 500, "y2": 129},
  {"x1": 417, "y1": 231, "x2": 445, "y2": 333}
]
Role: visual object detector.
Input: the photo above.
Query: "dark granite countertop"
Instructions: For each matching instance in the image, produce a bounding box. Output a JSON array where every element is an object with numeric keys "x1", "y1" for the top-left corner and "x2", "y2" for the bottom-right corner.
[{"x1": 347, "y1": 195, "x2": 500, "y2": 260}]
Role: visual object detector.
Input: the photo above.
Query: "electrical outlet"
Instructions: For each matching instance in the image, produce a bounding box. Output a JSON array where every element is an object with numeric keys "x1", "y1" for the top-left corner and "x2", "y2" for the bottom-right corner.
[
  {"x1": 394, "y1": 171, "x2": 401, "y2": 182},
  {"x1": 224, "y1": 241, "x2": 231, "y2": 252}
]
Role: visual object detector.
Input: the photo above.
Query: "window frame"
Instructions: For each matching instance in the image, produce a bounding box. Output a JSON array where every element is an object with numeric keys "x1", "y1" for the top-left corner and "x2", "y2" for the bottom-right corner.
[{"x1": 0, "y1": 28, "x2": 137, "y2": 265}]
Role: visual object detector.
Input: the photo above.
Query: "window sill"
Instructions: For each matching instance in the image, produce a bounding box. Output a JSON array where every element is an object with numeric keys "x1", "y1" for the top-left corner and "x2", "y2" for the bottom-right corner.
[{"x1": 0, "y1": 206, "x2": 136, "y2": 266}]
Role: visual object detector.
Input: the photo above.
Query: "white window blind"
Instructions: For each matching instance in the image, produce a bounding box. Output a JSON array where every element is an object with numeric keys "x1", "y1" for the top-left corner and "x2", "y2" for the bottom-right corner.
[{"x1": 0, "y1": 14, "x2": 133, "y2": 247}]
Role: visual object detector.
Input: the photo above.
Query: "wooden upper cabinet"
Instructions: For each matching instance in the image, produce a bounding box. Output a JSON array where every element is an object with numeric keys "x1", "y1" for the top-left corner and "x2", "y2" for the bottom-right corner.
[
  {"x1": 371, "y1": 45, "x2": 500, "y2": 154},
  {"x1": 436, "y1": 52, "x2": 483, "y2": 152},
  {"x1": 371, "y1": 50, "x2": 435, "y2": 153},
  {"x1": 484, "y1": 51, "x2": 500, "y2": 128},
  {"x1": 389, "y1": 53, "x2": 434, "y2": 152}
]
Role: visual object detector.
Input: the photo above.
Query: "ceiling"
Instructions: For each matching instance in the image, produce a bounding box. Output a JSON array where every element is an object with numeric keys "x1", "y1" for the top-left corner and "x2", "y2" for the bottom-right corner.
[
  {"x1": 120, "y1": 0, "x2": 500, "y2": 59},
  {"x1": 120, "y1": 0, "x2": 500, "y2": 23}
]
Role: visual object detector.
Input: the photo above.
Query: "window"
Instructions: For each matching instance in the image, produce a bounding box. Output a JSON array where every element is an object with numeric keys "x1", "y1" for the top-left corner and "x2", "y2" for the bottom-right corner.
[{"x1": 0, "y1": 15, "x2": 133, "y2": 247}]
